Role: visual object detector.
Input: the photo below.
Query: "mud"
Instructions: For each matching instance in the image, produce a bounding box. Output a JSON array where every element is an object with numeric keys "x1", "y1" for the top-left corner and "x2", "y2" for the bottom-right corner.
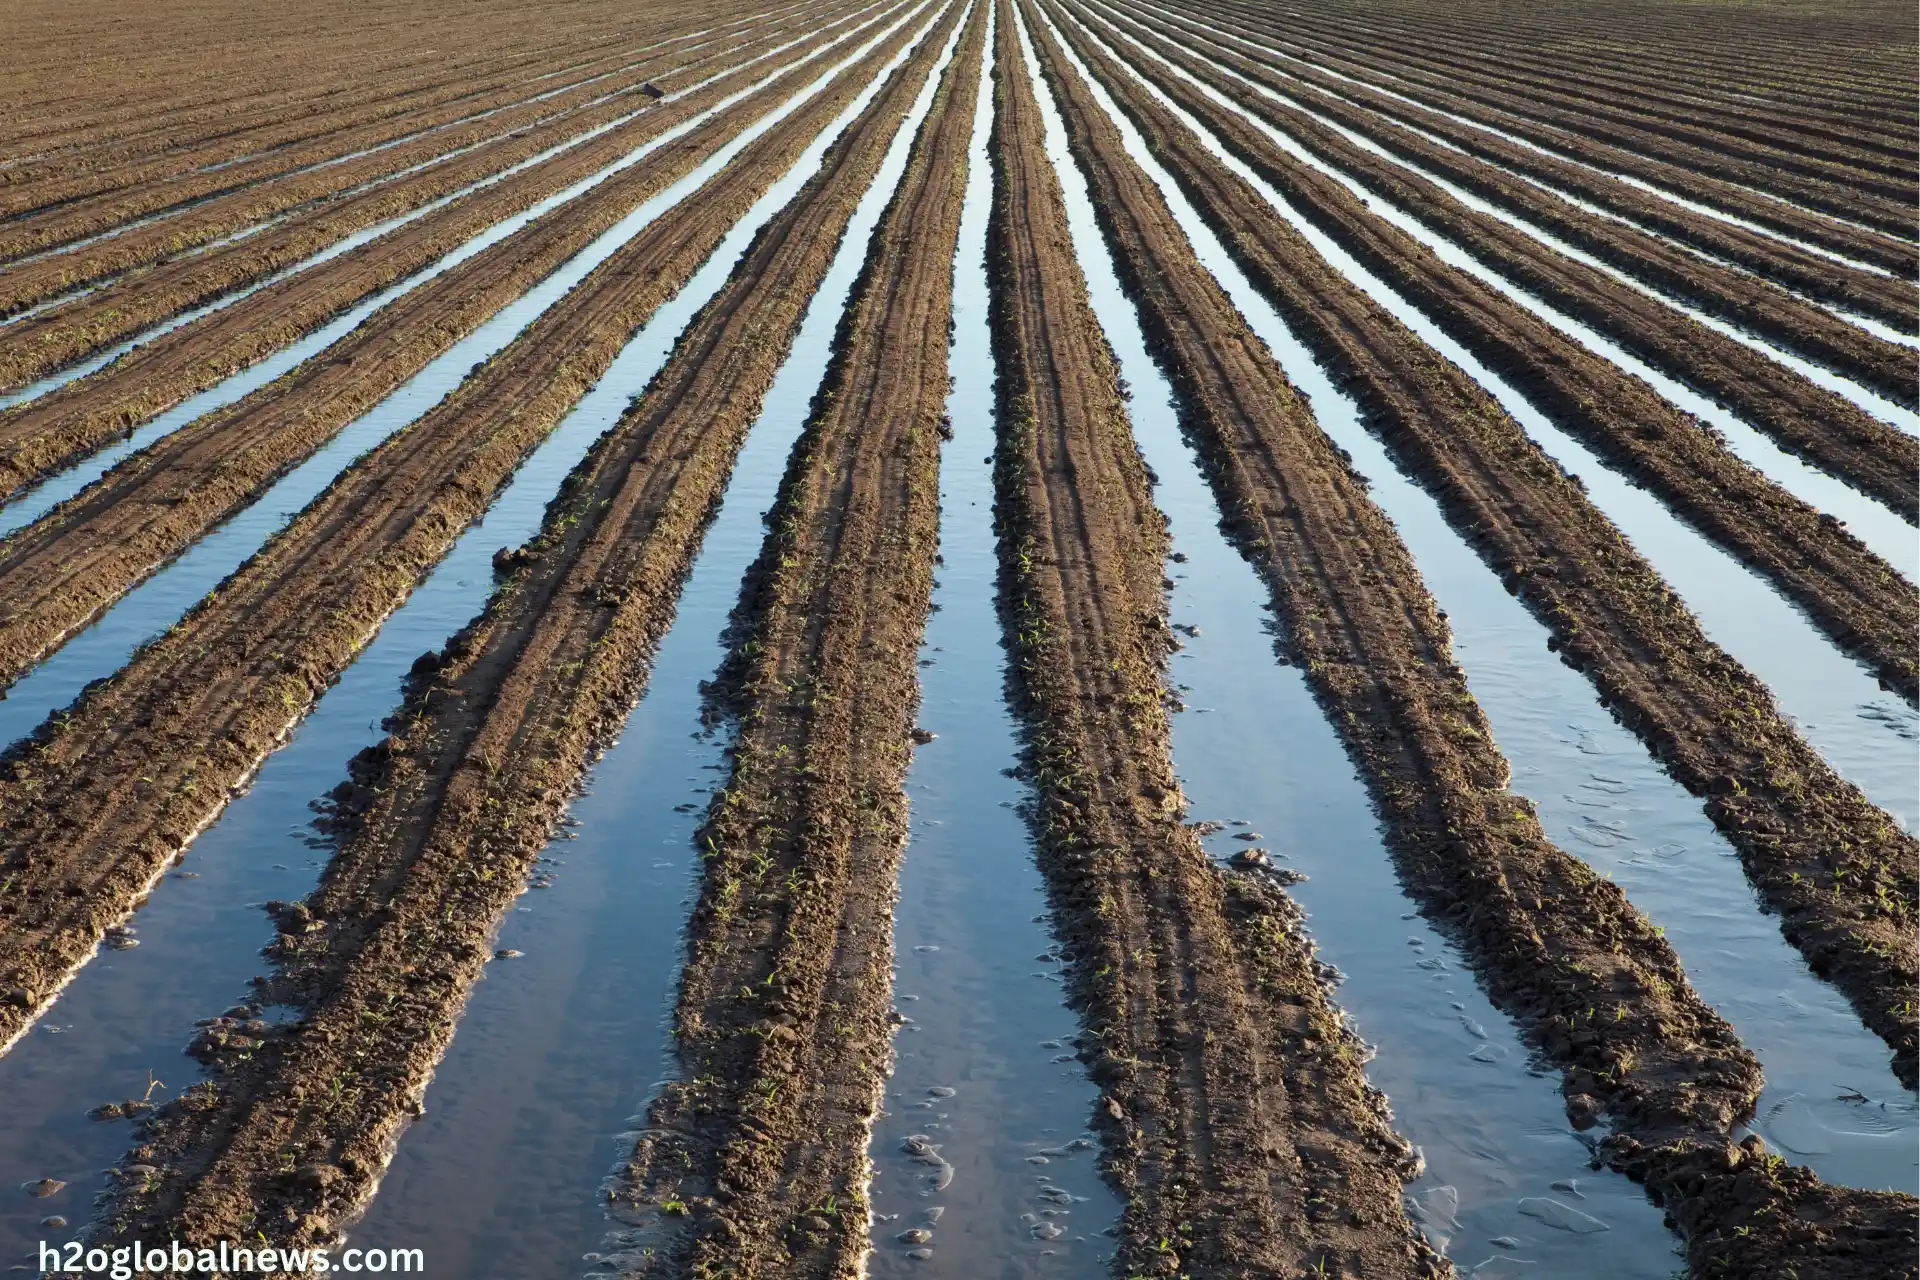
[
  {"x1": 0, "y1": 8, "x2": 937, "y2": 1070},
  {"x1": 0, "y1": 8, "x2": 819, "y2": 374},
  {"x1": 0, "y1": 9, "x2": 879, "y2": 497},
  {"x1": 1162, "y1": 0, "x2": 1920, "y2": 278},
  {"x1": 1019, "y1": 5, "x2": 1916, "y2": 1274},
  {"x1": 79, "y1": 7, "x2": 971, "y2": 1263},
  {"x1": 981, "y1": 8, "x2": 1449, "y2": 1276}
]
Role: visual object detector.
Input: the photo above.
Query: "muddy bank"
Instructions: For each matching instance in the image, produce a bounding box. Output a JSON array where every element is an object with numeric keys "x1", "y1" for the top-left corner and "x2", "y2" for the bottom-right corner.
[
  {"x1": 1018, "y1": 5, "x2": 1917, "y2": 1274},
  {"x1": 86, "y1": 6, "x2": 966, "y2": 1259},
  {"x1": 983, "y1": 10, "x2": 1444, "y2": 1276},
  {"x1": 1042, "y1": 0, "x2": 1920, "y2": 1089},
  {"x1": 0, "y1": 23, "x2": 895, "y2": 692},
  {"x1": 606, "y1": 14, "x2": 984, "y2": 1277},
  {"x1": 1168, "y1": 0, "x2": 1920, "y2": 278},
  {"x1": 0, "y1": 8, "x2": 809, "y2": 368},
  {"x1": 0, "y1": 9, "x2": 872, "y2": 493},
  {"x1": 0, "y1": 9, "x2": 934, "y2": 1060}
]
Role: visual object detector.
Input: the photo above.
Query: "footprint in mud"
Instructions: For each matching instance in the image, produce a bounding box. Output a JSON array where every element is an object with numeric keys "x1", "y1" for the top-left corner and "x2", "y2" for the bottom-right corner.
[
  {"x1": 1567, "y1": 817, "x2": 1630, "y2": 848},
  {"x1": 1467, "y1": 1044, "x2": 1507, "y2": 1064},
  {"x1": 1516, "y1": 1197, "x2": 1608, "y2": 1233},
  {"x1": 1582, "y1": 773, "x2": 1632, "y2": 795}
]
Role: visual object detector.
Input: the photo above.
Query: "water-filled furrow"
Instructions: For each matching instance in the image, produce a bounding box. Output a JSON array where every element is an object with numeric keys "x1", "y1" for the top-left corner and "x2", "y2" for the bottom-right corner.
[
  {"x1": 1174, "y1": 0, "x2": 1913, "y2": 246},
  {"x1": 0, "y1": 4, "x2": 928, "y2": 748},
  {"x1": 1081, "y1": 0, "x2": 1919, "y2": 440},
  {"x1": 347, "y1": 32, "x2": 963, "y2": 1272},
  {"x1": 1029, "y1": 3, "x2": 1920, "y2": 1173},
  {"x1": 0, "y1": 23, "x2": 756, "y2": 270},
  {"x1": 1079, "y1": 20, "x2": 1915, "y2": 350},
  {"x1": 1125, "y1": 0, "x2": 1904, "y2": 281},
  {"x1": 0, "y1": 9, "x2": 950, "y2": 1263},
  {"x1": 1043, "y1": 8, "x2": 1917, "y2": 828},
  {"x1": 0, "y1": 11, "x2": 865, "y2": 420},
  {"x1": 863, "y1": 31, "x2": 1119, "y2": 1275},
  {"x1": 1066, "y1": 4, "x2": 1920, "y2": 557},
  {"x1": 1008, "y1": 11, "x2": 1678, "y2": 1272}
]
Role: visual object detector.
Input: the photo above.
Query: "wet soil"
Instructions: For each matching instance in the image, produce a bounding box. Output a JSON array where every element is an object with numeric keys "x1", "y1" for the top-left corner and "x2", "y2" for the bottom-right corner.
[
  {"x1": 1093, "y1": 3, "x2": 1920, "y2": 430},
  {"x1": 1069, "y1": 5, "x2": 1920, "y2": 682},
  {"x1": 1018, "y1": 4, "x2": 1917, "y2": 1274},
  {"x1": 0, "y1": 21, "x2": 901, "y2": 695},
  {"x1": 1183, "y1": 0, "x2": 1918, "y2": 242},
  {"x1": 0, "y1": 10, "x2": 936, "y2": 1069},
  {"x1": 1098, "y1": 0, "x2": 1917, "y2": 335},
  {"x1": 1166, "y1": 0, "x2": 1920, "y2": 278},
  {"x1": 982, "y1": 9, "x2": 1447, "y2": 1276},
  {"x1": 1033, "y1": 5, "x2": 1920, "y2": 1090},
  {"x1": 0, "y1": 11, "x2": 811, "y2": 379},
  {"x1": 0, "y1": 10, "x2": 874, "y2": 497},
  {"x1": 86, "y1": 3, "x2": 970, "y2": 1262},
  {"x1": 608, "y1": 12, "x2": 987, "y2": 1275}
]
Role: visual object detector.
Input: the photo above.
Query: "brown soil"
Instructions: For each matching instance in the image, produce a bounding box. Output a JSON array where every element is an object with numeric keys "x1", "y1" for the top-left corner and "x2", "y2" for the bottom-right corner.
[
  {"x1": 610, "y1": 14, "x2": 986, "y2": 1275},
  {"x1": 0, "y1": 6, "x2": 931, "y2": 1062},
  {"x1": 86, "y1": 5, "x2": 970, "y2": 1259},
  {"x1": 1072, "y1": 7, "x2": 1920, "y2": 697},
  {"x1": 1100, "y1": 8, "x2": 1915, "y2": 335},
  {"x1": 1083, "y1": 4, "x2": 1920, "y2": 511},
  {"x1": 987, "y1": 9, "x2": 1443, "y2": 1276},
  {"x1": 0, "y1": 11, "x2": 877, "y2": 498},
  {"x1": 0, "y1": 21, "x2": 877, "y2": 693},
  {"x1": 0, "y1": 5, "x2": 793, "y2": 338},
  {"x1": 1020, "y1": 5, "x2": 1917, "y2": 1274},
  {"x1": 1186, "y1": 0, "x2": 1918, "y2": 240},
  {"x1": 1165, "y1": 0, "x2": 1920, "y2": 278},
  {"x1": 1035, "y1": 0, "x2": 1920, "y2": 1095},
  {"x1": 1197, "y1": 0, "x2": 1918, "y2": 192},
  {"x1": 0, "y1": 0, "x2": 719, "y2": 171}
]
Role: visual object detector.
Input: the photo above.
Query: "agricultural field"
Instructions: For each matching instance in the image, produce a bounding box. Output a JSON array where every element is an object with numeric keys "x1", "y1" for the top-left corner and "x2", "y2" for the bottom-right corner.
[{"x1": 0, "y1": 0, "x2": 1912, "y2": 1276}]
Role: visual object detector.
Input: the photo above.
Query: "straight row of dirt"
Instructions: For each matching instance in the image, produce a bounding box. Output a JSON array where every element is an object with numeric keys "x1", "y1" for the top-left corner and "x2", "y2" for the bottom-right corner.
[
  {"x1": 1018, "y1": 4, "x2": 1915, "y2": 1275},
  {"x1": 87, "y1": 5, "x2": 970, "y2": 1261},
  {"x1": 1037, "y1": 0, "x2": 1919, "y2": 1096},
  {"x1": 0, "y1": 0, "x2": 926, "y2": 1063}
]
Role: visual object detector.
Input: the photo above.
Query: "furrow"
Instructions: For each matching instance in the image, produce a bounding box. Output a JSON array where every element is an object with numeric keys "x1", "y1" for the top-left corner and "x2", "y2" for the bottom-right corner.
[
  {"x1": 607, "y1": 13, "x2": 991, "y2": 1275},
  {"x1": 1017, "y1": 4, "x2": 1919, "y2": 1275},
  {"x1": 1032, "y1": 0, "x2": 1920, "y2": 1089},
  {"x1": 0, "y1": 2, "x2": 937, "y2": 1059},
  {"x1": 979, "y1": 6, "x2": 1448, "y2": 1276},
  {"x1": 85, "y1": 3, "x2": 969, "y2": 1256}
]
